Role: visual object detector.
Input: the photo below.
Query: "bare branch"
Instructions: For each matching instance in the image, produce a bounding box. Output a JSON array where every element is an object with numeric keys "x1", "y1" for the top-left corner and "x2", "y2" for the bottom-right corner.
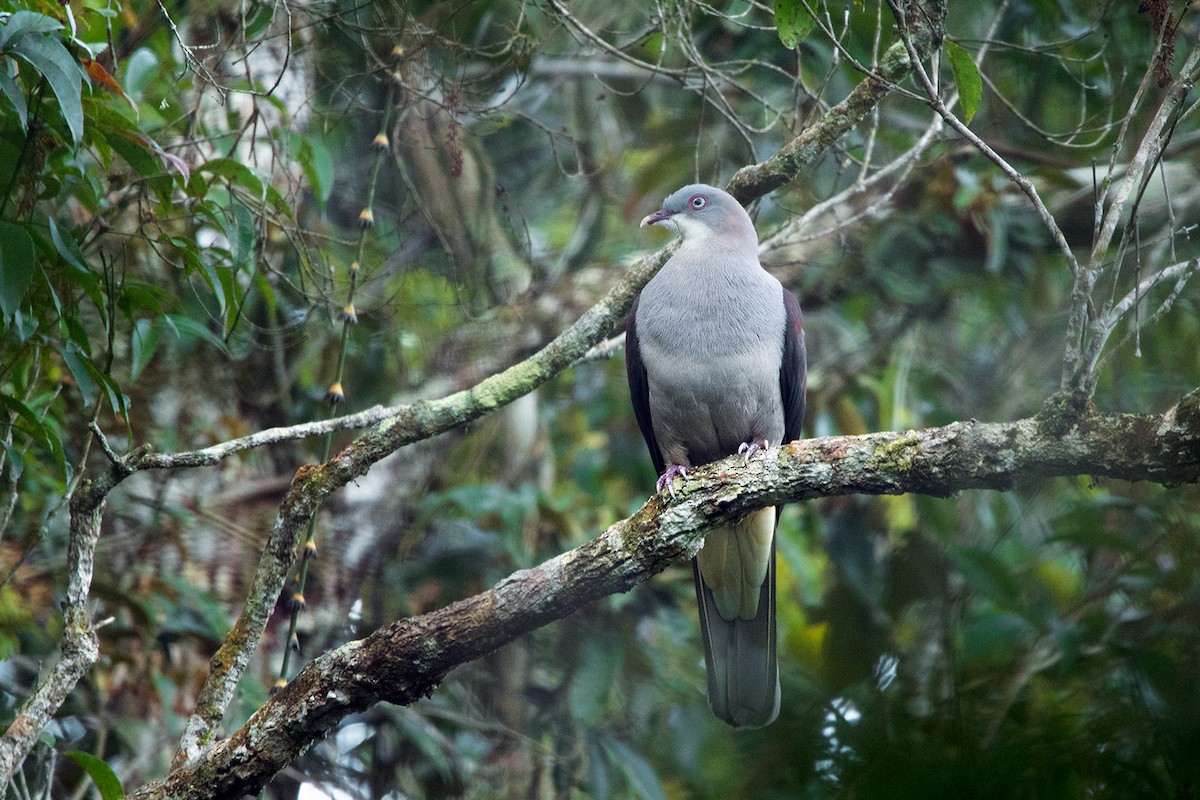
[
  {"x1": 725, "y1": 0, "x2": 946, "y2": 203},
  {"x1": 134, "y1": 405, "x2": 402, "y2": 470},
  {"x1": 580, "y1": 333, "x2": 626, "y2": 363},
  {"x1": 1095, "y1": 257, "x2": 1200, "y2": 375},
  {"x1": 1106, "y1": 257, "x2": 1200, "y2": 324}
]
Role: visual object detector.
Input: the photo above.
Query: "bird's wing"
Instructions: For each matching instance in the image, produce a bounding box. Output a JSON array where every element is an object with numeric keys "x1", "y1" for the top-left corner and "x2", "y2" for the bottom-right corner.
[
  {"x1": 626, "y1": 294, "x2": 665, "y2": 475},
  {"x1": 780, "y1": 287, "x2": 807, "y2": 445}
]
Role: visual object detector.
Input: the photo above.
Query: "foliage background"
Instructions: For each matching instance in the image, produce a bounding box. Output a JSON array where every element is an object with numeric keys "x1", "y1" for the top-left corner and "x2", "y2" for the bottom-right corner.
[{"x1": 1, "y1": 0, "x2": 1199, "y2": 797}]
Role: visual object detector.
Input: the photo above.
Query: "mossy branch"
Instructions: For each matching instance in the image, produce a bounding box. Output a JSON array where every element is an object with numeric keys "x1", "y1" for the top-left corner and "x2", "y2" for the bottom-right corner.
[{"x1": 132, "y1": 390, "x2": 1200, "y2": 800}]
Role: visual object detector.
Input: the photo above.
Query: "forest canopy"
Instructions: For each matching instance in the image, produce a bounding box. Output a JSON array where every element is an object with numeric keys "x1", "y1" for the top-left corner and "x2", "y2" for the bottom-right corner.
[{"x1": 1, "y1": 0, "x2": 1200, "y2": 798}]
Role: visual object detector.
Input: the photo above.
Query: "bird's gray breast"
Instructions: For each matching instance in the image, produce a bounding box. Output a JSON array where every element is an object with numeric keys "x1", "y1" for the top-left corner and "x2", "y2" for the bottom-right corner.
[{"x1": 636, "y1": 254, "x2": 787, "y2": 467}]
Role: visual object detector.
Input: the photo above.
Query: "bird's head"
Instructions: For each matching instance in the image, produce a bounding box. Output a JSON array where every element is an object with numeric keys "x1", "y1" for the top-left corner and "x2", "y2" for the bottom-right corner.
[{"x1": 640, "y1": 183, "x2": 755, "y2": 242}]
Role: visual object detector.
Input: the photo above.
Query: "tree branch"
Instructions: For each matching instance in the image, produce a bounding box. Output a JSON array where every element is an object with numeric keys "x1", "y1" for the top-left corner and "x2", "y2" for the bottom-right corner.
[
  {"x1": 133, "y1": 406, "x2": 402, "y2": 470},
  {"x1": 0, "y1": 481, "x2": 107, "y2": 782},
  {"x1": 131, "y1": 390, "x2": 1200, "y2": 799}
]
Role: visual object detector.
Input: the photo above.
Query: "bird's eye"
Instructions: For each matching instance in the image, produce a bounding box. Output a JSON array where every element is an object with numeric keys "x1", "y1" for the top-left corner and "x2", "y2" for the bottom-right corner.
[{"x1": 689, "y1": 195, "x2": 708, "y2": 209}]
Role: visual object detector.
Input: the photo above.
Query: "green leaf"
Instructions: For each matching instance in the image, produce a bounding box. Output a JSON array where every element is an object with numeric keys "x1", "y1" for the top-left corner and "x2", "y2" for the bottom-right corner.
[
  {"x1": 11, "y1": 32, "x2": 84, "y2": 144},
  {"x1": 103, "y1": 130, "x2": 170, "y2": 197},
  {"x1": 65, "y1": 751, "x2": 125, "y2": 800},
  {"x1": 244, "y1": 1, "x2": 276, "y2": 39},
  {"x1": 197, "y1": 158, "x2": 289, "y2": 216},
  {"x1": 0, "y1": 441, "x2": 24, "y2": 481},
  {"x1": 47, "y1": 217, "x2": 90, "y2": 275},
  {"x1": 130, "y1": 318, "x2": 160, "y2": 380},
  {"x1": 602, "y1": 738, "x2": 667, "y2": 800},
  {"x1": 60, "y1": 342, "x2": 130, "y2": 418},
  {"x1": 946, "y1": 40, "x2": 982, "y2": 124},
  {"x1": 311, "y1": 139, "x2": 334, "y2": 204},
  {"x1": 953, "y1": 545, "x2": 1020, "y2": 606},
  {"x1": 87, "y1": 106, "x2": 173, "y2": 197},
  {"x1": 119, "y1": 279, "x2": 174, "y2": 318},
  {"x1": 47, "y1": 216, "x2": 106, "y2": 317},
  {"x1": 161, "y1": 314, "x2": 230, "y2": 355},
  {"x1": 569, "y1": 636, "x2": 623, "y2": 723},
  {"x1": 63, "y1": 313, "x2": 92, "y2": 352},
  {"x1": 0, "y1": 71, "x2": 29, "y2": 131},
  {"x1": 0, "y1": 394, "x2": 48, "y2": 446},
  {"x1": 585, "y1": 734, "x2": 612, "y2": 800},
  {"x1": 86, "y1": 101, "x2": 140, "y2": 137},
  {"x1": 227, "y1": 202, "x2": 256, "y2": 268},
  {"x1": 60, "y1": 345, "x2": 98, "y2": 404},
  {"x1": 961, "y1": 610, "x2": 1036, "y2": 666},
  {"x1": 0, "y1": 11, "x2": 63, "y2": 51},
  {"x1": 216, "y1": 266, "x2": 240, "y2": 333},
  {"x1": 121, "y1": 48, "x2": 159, "y2": 98},
  {"x1": 301, "y1": 135, "x2": 335, "y2": 204},
  {"x1": 0, "y1": 222, "x2": 35, "y2": 320},
  {"x1": 0, "y1": 392, "x2": 63, "y2": 477},
  {"x1": 774, "y1": 0, "x2": 816, "y2": 50},
  {"x1": 88, "y1": 359, "x2": 129, "y2": 416},
  {"x1": 196, "y1": 261, "x2": 228, "y2": 321}
]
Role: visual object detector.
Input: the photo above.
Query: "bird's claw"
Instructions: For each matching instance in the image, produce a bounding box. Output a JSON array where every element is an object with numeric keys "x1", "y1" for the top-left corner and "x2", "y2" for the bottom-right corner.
[
  {"x1": 738, "y1": 439, "x2": 768, "y2": 465},
  {"x1": 656, "y1": 464, "x2": 688, "y2": 498}
]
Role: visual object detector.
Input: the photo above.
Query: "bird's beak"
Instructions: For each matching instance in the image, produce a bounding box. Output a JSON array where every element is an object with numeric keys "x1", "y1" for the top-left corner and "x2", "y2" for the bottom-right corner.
[{"x1": 640, "y1": 208, "x2": 673, "y2": 228}]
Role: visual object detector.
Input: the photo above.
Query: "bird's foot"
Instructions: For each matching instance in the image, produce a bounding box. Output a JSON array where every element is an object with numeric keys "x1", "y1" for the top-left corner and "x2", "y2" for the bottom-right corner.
[
  {"x1": 738, "y1": 438, "x2": 770, "y2": 465},
  {"x1": 656, "y1": 464, "x2": 688, "y2": 498}
]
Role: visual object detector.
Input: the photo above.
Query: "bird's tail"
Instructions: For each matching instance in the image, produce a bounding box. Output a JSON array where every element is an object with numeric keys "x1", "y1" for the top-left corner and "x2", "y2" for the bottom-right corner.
[{"x1": 693, "y1": 508, "x2": 780, "y2": 728}]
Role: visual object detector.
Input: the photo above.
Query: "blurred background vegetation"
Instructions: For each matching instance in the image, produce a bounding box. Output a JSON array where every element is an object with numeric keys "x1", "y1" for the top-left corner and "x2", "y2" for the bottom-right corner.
[{"x1": 2, "y1": 0, "x2": 1199, "y2": 797}]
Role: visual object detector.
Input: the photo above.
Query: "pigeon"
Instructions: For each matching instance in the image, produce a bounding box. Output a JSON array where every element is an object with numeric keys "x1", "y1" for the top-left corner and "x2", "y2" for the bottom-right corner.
[{"x1": 627, "y1": 183, "x2": 806, "y2": 727}]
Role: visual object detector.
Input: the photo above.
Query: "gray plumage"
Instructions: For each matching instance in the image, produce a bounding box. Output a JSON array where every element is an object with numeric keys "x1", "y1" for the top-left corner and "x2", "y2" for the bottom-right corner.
[{"x1": 627, "y1": 183, "x2": 806, "y2": 729}]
